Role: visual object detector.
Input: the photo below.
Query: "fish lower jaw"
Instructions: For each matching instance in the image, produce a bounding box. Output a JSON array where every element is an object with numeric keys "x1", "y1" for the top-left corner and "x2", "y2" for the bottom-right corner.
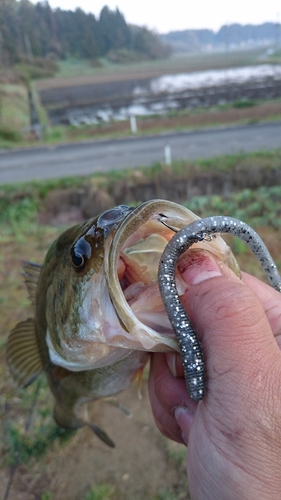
[{"x1": 46, "y1": 330, "x2": 134, "y2": 371}]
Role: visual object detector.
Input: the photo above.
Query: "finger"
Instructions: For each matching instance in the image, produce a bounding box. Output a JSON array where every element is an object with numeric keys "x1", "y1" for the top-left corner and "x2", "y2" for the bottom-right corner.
[
  {"x1": 148, "y1": 353, "x2": 196, "y2": 443},
  {"x1": 165, "y1": 352, "x2": 184, "y2": 378},
  {"x1": 241, "y1": 271, "x2": 281, "y2": 341}
]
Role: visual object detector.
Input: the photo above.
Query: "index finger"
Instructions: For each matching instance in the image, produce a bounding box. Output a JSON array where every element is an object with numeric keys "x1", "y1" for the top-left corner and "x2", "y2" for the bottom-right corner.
[{"x1": 242, "y1": 271, "x2": 281, "y2": 343}]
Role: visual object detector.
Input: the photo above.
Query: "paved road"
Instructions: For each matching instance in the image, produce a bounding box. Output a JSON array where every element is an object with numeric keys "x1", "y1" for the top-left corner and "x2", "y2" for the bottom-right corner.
[{"x1": 1, "y1": 122, "x2": 281, "y2": 185}]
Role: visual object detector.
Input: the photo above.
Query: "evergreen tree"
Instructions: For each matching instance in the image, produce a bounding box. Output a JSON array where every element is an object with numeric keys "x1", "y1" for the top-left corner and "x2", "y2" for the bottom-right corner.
[{"x1": 0, "y1": 1, "x2": 170, "y2": 66}]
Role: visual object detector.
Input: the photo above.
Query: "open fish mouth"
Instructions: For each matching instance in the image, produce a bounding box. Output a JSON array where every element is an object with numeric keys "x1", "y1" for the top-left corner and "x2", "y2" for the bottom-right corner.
[
  {"x1": 47, "y1": 200, "x2": 240, "y2": 372},
  {"x1": 105, "y1": 200, "x2": 240, "y2": 351}
]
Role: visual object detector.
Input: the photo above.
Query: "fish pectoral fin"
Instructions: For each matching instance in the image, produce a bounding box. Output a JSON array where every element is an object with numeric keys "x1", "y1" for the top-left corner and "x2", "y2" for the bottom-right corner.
[
  {"x1": 22, "y1": 261, "x2": 42, "y2": 307},
  {"x1": 6, "y1": 318, "x2": 43, "y2": 388},
  {"x1": 87, "y1": 422, "x2": 115, "y2": 448}
]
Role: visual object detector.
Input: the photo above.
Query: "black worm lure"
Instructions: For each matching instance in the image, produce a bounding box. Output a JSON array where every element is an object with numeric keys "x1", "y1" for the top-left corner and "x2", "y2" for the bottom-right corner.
[{"x1": 158, "y1": 216, "x2": 281, "y2": 401}]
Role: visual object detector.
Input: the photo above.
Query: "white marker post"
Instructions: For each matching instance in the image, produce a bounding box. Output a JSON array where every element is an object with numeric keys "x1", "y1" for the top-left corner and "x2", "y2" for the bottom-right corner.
[
  {"x1": 164, "y1": 144, "x2": 171, "y2": 166},
  {"x1": 130, "y1": 115, "x2": 137, "y2": 134}
]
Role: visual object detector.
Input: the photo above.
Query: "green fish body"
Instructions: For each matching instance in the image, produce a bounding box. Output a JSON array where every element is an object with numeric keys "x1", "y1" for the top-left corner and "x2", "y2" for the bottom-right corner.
[{"x1": 7, "y1": 200, "x2": 240, "y2": 446}]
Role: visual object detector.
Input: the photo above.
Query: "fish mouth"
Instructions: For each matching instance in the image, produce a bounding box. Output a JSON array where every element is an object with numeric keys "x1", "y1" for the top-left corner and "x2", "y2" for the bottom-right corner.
[
  {"x1": 47, "y1": 200, "x2": 240, "y2": 372},
  {"x1": 104, "y1": 199, "x2": 240, "y2": 353}
]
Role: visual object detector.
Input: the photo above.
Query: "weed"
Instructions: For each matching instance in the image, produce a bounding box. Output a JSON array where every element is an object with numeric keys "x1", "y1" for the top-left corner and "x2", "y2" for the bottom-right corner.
[
  {"x1": 3, "y1": 410, "x2": 75, "y2": 465},
  {"x1": 186, "y1": 185, "x2": 281, "y2": 229},
  {"x1": 0, "y1": 127, "x2": 21, "y2": 142},
  {"x1": 166, "y1": 444, "x2": 186, "y2": 468},
  {"x1": 233, "y1": 99, "x2": 256, "y2": 108},
  {"x1": 229, "y1": 237, "x2": 249, "y2": 256},
  {"x1": 41, "y1": 493, "x2": 53, "y2": 500},
  {"x1": 152, "y1": 488, "x2": 189, "y2": 500},
  {"x1": 2, "y1": 377, "x2": 75, "y2": 467},
  {"x1": 82, "y1": 484, "x2": 116, "y2": 500}
]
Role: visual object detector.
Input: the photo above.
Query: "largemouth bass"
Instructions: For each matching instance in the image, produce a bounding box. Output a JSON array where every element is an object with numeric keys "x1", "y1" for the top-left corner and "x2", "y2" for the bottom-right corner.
[{"x1": 6, "y1": 200, "x2": 240, "y2": 447}]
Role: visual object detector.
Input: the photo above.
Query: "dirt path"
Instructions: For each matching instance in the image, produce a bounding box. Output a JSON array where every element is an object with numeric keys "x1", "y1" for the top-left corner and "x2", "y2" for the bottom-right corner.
[{"x1": 0, "y1": 384, "x2": 189, "y2": 500}]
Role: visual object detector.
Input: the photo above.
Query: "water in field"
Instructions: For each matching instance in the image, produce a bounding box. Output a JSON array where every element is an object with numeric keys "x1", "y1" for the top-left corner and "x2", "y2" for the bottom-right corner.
[
  {"x1": 144, "y1": 64, "x2": 281, "y2": 94},
  {"x1": 49, "y1": 64, "x2": 281, "y2": 126}
]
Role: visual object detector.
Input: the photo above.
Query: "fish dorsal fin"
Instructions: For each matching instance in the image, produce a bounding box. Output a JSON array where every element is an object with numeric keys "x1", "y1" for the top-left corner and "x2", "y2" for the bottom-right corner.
[
  {"x1": 6, "y1": 318, "x2": 43, "y2": 388},
  {"x1": 22, "y1": 261, "x2": 42, "y2": 306}
]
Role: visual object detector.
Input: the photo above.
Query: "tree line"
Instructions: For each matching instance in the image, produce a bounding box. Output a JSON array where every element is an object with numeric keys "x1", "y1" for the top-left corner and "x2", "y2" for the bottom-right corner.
[
  {"x1": 161, "y1": 23, "x2": 280, "y2": 52},
  {"x1": 0, "y1": 0, "x2": 171, "y2": 65}
]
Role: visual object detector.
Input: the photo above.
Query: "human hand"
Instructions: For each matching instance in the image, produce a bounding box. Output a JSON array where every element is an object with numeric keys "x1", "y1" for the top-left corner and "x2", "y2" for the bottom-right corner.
[{"x1": 149, "y1": 252, "x2": 281, "y2": 499}]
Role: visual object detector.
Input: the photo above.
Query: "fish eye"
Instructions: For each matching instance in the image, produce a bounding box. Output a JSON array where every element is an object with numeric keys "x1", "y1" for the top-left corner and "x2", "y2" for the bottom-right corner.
[
  {"x1": 71, "y1": 238, "x2": 91, "y2": 272},
  {"x1": 71, "y1": 251, "x2": 85, "y2": 270}
]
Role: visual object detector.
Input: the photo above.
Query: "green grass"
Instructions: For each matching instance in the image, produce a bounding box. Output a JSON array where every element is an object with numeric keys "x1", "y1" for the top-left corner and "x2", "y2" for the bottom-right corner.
[
  {"x1": 1, "y1": 377, "x2": 75, "y2": 467},
  {"x1": 82, "y1": 484, "x2": 116, "y2": 500},
  {"x1": 186, "y1": 185, "x2": 281, "y2": 229},
  {"x1": 0, "y1": 83, "x2": 29, "y2": 133},
  {"x1": 55, "y1": 58, "x2": 104, "y2": 78},
  {"x1": 263, "y1": 48, "x2": 281, "y2": 64},
  {"x1": 41, "y1": 493, "x2": 53, "y2": 500},
  {"x1": 233, "y1": 98, "x2": 256, "y2": 108},
  {"x1": 54, "y1": 49, "x2": 265, "y2": 80}
]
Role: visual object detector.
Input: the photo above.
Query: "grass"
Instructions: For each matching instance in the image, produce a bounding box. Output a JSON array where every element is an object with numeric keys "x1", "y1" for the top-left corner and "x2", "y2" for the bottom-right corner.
[
  {"x1": 52, "y1": 49, "x2": 265, "y2": 82},
  {"x1": 82, "y1": 484, "x2": 116, "y2": 500},
  {"x1": 0, "y1": 83, "x2": 29, "y2": 142},
  {"x1": 55, "y1": 58, "x2": 105, "y2": 79},
  {"x1": 186, "y1": 185, "x2": 281, "y2": 228},
  {"x1": 1, "y1": 376, "x2": 75, "y2": 467}
]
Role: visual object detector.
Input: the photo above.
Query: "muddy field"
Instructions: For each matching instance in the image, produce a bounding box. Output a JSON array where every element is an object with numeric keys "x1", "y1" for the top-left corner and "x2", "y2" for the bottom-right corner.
[
  {"x1": 40, "y1": 76, "x2": 281, "y2": 126},
  {"x1": 66, "y1": 100, "x2": 281, "y2": 140}
]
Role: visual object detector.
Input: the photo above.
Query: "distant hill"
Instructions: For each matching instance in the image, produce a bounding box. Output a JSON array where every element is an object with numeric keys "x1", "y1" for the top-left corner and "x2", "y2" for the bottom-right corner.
[{"x1": 160, "y1": 23, "x2": 280, "y2": 52}]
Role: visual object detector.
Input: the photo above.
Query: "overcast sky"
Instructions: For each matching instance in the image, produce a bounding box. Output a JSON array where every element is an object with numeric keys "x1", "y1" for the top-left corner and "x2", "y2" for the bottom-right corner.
[{"x1": 43, "y1": 0, "x2": 281, "y2": 33}]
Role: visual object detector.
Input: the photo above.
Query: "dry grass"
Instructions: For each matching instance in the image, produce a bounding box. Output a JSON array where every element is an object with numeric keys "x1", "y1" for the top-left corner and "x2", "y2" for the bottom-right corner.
[{"x1": 36, "y1": 49, "x2": 264, "y2": 91}]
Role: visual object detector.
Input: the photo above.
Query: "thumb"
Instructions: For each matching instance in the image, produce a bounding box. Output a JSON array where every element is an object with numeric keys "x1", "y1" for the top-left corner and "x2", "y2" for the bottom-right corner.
[
  {"x1": 178, "y1": 251, "x2": 281, "y2": 409},
  {"x1": 172, "y1": 253, "x2": 281, "y2": 500}
]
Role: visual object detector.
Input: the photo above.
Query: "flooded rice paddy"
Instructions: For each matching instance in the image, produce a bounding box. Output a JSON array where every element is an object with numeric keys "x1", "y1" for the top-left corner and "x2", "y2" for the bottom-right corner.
[{"x1": 40, "y1": 64, "x2": 281, "y2": 126}]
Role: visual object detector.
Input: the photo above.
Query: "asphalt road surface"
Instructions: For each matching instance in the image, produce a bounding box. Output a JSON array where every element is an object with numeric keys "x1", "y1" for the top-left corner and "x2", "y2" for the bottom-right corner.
[{"x1": 1, "y1": 122, "x2": 281, "y2": 185}]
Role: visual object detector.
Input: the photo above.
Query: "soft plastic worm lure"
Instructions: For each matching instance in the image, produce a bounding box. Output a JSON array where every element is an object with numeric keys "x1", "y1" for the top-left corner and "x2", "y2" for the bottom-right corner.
[{"x1": 158, "y1": 216, "x2": 281, "y2": 401}]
